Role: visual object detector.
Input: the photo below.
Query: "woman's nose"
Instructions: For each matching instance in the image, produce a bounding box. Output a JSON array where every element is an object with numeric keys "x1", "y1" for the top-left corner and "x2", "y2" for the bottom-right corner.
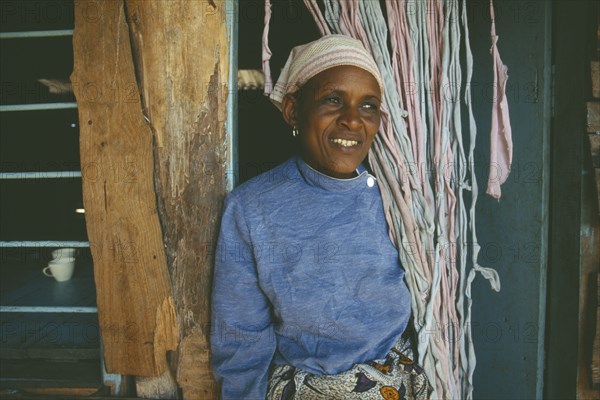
[{"x1": 337, "y1": 106, "x2": 361, "y2": 130}]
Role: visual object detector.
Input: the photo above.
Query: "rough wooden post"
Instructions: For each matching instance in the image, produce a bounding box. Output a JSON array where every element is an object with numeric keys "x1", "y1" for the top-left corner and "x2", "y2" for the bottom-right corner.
[
  {"x1": 72, "y1": 0, "x2": 231, "y2": 397},
  {"x1": 71, "y1": 0, "x2": 178, "y2": 378},
  {"x1": 124, "y1": 1, "x2": 230, "y2": 398}
]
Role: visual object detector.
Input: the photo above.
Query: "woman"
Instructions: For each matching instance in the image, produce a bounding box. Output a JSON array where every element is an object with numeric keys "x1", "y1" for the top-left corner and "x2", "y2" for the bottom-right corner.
[{"x1": 211, "y1": 35, "x2": 431, "y2": 400}]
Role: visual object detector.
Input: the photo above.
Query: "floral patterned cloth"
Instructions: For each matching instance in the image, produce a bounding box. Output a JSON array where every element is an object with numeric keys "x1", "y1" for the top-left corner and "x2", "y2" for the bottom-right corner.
[{"x1": 267, "y1": 335, "x2": 432, "y2": 400}]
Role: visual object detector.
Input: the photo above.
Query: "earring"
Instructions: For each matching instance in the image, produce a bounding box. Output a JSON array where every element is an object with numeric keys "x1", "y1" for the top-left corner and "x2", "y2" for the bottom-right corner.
[{"x1": 292, "y1": 127, "x2": 299, "y2": 137}]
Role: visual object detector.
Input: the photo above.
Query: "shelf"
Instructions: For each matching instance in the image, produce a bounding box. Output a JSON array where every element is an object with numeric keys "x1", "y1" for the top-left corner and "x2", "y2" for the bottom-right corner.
[
  {"x1": 0, "y1": 171, "x2": 82, "y2": 180},
  {"x1": 0, "y1": 242, "x2": 89, "y2": 248},
  {"x1": 0, "y1": 103, "x2": 77, "y2": 112},
  {"x1": 0, "y1": 259, "x2": 96, "y2": 309},
  {"x1": 0, "y1": 257, "x2": 100, "y2": 350},
  {"x1": 0, "y1": 359, "x2": 102, "y2": 390},
  {"x1": 0, "y1": 30, "x2": 73, "y2": 39},
  {"x1": 0, "y1": 311, "x2": 99, "y2": 349},
  {"x1": 1, "y1": 306, "x2": 97, "y2": 313}
]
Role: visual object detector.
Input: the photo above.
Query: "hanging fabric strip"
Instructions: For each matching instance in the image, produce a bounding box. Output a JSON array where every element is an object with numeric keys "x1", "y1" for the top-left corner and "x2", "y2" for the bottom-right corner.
[
  {"x1": 462, "y1": 7, "x2": 502, "y2": 397},
  {"x1": 485, "y1": 0, "x2": 513, "y2": 199},
  {"x1": 262, "y1": 0, "x2": 273, "y2": 96},
  {"x1": 264, "y1": 1, "x2": 508, "y2": 398},
  {"x1": 304, "y1": 0, "x2": 331, "y2": 36}
]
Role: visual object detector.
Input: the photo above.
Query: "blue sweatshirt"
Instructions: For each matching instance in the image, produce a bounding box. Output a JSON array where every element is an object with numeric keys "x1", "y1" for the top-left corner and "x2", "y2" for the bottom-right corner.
[{"x1": 211, "y1": 156, "x2": 411, "y2": 399}]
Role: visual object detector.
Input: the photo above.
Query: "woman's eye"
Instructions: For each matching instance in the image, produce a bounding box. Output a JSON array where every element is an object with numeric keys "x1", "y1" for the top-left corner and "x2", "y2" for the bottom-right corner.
[
  {"x1": 362, "y1": 102, "x2": 379, "y2": 111},
  {"x1": 324, "y1": 96, "x2": 341, "y2": 104}
]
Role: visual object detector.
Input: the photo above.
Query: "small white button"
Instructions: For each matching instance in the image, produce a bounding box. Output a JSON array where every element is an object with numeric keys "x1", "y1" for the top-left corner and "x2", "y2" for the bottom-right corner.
[{"x1": 367, "y1": 176, "x2": 375, "y2": 187}]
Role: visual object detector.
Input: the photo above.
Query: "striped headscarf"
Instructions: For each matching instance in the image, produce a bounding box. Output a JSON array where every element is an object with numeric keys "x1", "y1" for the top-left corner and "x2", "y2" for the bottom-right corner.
[{"x1": 269, "y1": 34, "x2": 384, "y2": 110}]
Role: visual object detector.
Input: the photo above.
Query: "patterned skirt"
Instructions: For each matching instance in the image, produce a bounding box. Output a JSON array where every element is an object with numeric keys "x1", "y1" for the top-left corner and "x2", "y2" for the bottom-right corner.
[{"x1": 266, "y1": 335, "x2": 432, "y2": 400}]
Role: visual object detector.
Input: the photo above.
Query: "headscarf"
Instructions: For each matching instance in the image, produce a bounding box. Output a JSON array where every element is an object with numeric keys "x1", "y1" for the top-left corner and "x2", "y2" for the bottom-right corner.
[{"x1": 269, "y1": 34, "x2": 384, "y2": 110}]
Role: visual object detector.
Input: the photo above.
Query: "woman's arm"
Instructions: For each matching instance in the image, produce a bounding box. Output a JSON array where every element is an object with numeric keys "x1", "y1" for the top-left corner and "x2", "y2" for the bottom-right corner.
[{"x1": 211, "y1": 193, "x2": 276, "y2": 400}]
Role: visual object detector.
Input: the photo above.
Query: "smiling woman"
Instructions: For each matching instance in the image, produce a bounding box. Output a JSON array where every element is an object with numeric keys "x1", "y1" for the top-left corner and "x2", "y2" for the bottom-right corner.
[
  {"x1": 211, "y1": 35, "x2": 432, "y2": 400},
  {"x1": 283, "y1": 65, "x2": 382, "y2": 179}
]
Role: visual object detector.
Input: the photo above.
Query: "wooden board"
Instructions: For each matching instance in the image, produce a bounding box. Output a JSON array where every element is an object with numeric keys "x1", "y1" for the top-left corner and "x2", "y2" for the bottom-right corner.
[
  {"x1": 587, "y1": 102, "x2": 600, "y2": 133},
  {"x1": 589, "y1": 134, "x2": 600, "y2": 168},
  {"x1": 577, "y1": 114, "x2": 600, "y2": 398},
  {"x1": 124, "y1": 1, "x2": 231, "y2": 398},
  {"x1": 71, "y1": 0, "x2": 178, "y2": 377},
  {"x1": 592, "y1": 61, "x2": 600, "y2": 99},
  {"x1": 597, "y1": 170, "x2": 600, "y2": 214},
  {"x1": 593, "y1": 273, "x2": 600, "y2": 387}
]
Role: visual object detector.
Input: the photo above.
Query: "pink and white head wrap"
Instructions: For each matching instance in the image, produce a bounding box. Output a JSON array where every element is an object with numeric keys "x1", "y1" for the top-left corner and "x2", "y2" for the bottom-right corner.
[{"x1": 269, "y1": 34, "x2": 384, "y2": 110}]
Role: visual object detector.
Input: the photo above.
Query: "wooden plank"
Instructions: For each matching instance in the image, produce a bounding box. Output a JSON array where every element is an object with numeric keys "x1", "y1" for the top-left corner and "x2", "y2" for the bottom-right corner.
[
  {"x1": 576, "y1": 123, "x2": 600, "y2": 399},
  {"x1": 71, "y1": 0, "x2": 178, "y2": 377},
  {"x1": 589, "y1": 134, "x2": 600, "y2": 168},
  {"x1": 547, "y1": 3, "x2": 588, "y2": 398},
  {"x1": 596, "y1": 170, "x2": 600, "y2": 214},
  {"x1": 124, "y1": 1, "x2": 230, "y2": 398},
  {"x1": 592, "y1": 274, "x2": 600, "y2": 387},
  {"x1": 592, "y1": 61, "x2": 600, "y2": 99},
  {"x1": 587, "y1": 102, "x2": 600, "y2": 133},
  {"x1": 577, "y1": 238, "x2": 600, "y2": 399}
]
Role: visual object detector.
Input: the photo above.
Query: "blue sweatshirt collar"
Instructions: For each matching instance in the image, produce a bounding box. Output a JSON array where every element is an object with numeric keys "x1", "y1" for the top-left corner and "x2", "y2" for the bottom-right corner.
[{"x1": 295, "y1": 156, "x2": 371, "y2": 192}]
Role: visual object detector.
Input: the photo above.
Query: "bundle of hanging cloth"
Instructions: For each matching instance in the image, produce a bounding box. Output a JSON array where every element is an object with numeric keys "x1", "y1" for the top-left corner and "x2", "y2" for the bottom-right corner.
[{"x1": 262, "y1": 1, "x2": 512, "y2": 398}]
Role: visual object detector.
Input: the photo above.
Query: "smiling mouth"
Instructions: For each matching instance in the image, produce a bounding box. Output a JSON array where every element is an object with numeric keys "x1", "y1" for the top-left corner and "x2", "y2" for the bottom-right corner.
[{"x1": 330, "y1": 138, "x2": 360, "y2": 148}]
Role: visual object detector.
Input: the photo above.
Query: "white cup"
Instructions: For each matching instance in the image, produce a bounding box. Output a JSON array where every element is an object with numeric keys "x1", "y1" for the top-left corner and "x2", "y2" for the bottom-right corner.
[
  {"x1": 43, "y1": 257, "x2": 76, "y2": 282},
  {"x1": 51, "y1": 248, "x2": 78, "y2": 260}
]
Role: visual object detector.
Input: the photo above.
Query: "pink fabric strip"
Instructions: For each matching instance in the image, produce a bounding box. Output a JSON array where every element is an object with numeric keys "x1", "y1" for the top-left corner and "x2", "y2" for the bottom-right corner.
[
  {"x1": 428, "y1": 0, "x2": 443, "y2": 172},
  {"x1": 304, "y1": 0, "x2": 331, "y2": 36},
  {"x1": 339, "y1": 1, "x2": 372, "y2": 53},
  {"x1": 389, "y1": 0, "x2": 436, "y2": 229},
  {"x1": 387, "y1": 2, "x2": 419, "y2": 180},
  {"x1": 486, "y1": 0, "x2": 513, "y2": 199}
]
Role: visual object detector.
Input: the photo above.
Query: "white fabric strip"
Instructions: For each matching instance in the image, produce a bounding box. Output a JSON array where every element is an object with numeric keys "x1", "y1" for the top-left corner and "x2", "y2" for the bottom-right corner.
[{"x1": 262, "y1": 0, "x2": 273, "y2": 96}]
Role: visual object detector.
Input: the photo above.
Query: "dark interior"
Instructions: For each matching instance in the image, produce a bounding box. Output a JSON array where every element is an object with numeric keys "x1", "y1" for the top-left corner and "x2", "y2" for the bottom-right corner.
[{"x1": 0, "y1": 0, "x2": 101, "y2": 394}]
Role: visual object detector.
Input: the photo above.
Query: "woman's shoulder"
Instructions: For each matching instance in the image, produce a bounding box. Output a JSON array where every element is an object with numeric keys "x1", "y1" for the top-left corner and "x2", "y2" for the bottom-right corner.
[{"x1": 228, "y1": 157, "x2": 301, "y2": 202}]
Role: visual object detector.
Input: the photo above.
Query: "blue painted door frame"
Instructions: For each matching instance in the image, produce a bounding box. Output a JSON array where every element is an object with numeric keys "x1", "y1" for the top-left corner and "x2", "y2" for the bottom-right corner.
[
  {"x1": 468, "y1": 1, "x2": 552, "y2": 397},
  {"x1": 468, "y1": 1, "x2": 591, "y2": 398}
]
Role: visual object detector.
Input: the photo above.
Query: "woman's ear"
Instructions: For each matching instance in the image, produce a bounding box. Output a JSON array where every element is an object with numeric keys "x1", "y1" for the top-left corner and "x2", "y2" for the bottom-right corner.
[{"x1": 281, "y1": 93, "x2": 299, "y2": 127}]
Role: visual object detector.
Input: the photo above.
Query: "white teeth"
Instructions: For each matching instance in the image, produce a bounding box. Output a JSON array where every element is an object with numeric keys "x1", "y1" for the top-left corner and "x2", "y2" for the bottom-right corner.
[{"x1": 331, "y1": 138, "x2": 359, "y2": 147}]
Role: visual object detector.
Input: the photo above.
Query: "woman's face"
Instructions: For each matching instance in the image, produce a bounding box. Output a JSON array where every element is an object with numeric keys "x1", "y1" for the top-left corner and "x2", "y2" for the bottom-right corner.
[{"x1": 282, "y1": 65, "x2": 382, "y2": 179}]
